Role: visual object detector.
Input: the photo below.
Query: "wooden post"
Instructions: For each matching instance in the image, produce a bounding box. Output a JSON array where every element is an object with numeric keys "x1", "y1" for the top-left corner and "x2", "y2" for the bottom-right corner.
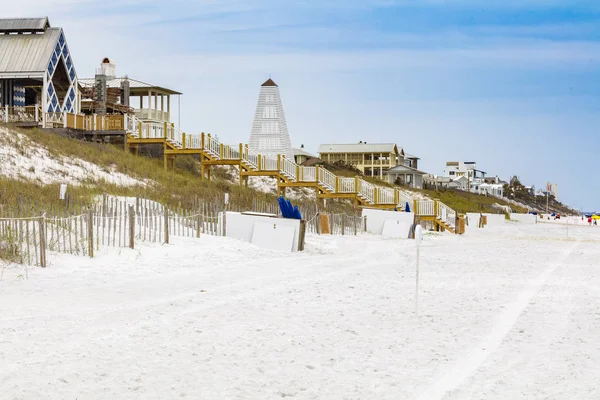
[
  {"x1": 201, "y1": 132, "x2": 205, "y2": 149},
  {"x1": 128, "y1": 205, "x2": 135, "y2": 249},
  {"x1": 239, "y1": 143, "x2": 243, "y2": 160},
  {"x1": 298, "y1": 220, "x2": 306, "y2": 251},
  {"x1": 196, "y1": 214, "x2": 201, "y2": 238},
  {"x1": 164, "y1": 206, "x2": 169, "y2": 244},
  {"x1": 341, "y1": 214, "x2": 345, "y2": 235},
  {"x1": 316, "y1": 212, "x2": 321, "y2": 235},
  {"x1": 182, "y1": 132, "x2": 186, "y2": 149},
  {"x1": 87, "y1": 210, "x2": 94, "y2": 258},
  {"x1": 38, "y1": 215, "x2": 47, "y2": 267},
  {"x1": 163, "y1": 121, "x2": 168, "y2": 139}
]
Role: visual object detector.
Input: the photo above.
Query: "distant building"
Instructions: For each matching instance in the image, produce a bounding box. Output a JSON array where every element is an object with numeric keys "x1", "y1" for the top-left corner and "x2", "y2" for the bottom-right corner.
[
  {"x1": 546, "y1": 182, "x2": 558, "y2": 199},
  {"x1": 386, "y1": 164, "x2": 426, "y2": 188},
  {"x1": 0, "y1": 17, "x2": 79, "y2": 115},
  {"x1": 318, "y1": 143, "x2": 405, "y2": 178},
  {"x1": 445, "y1": 161, "x2": 486, "y2": 180},
  {"x1": 248, "y1": 78, "x2": 294, "y2": 160},
  {"x1": 292, "y1": 145, "x2": 316, "y2": 165}
]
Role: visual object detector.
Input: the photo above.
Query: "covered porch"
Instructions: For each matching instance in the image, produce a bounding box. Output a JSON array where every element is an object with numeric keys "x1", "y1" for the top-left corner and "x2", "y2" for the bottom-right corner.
[{"x1": 387, "y1": 164, "x2": 426, "y2": 189}]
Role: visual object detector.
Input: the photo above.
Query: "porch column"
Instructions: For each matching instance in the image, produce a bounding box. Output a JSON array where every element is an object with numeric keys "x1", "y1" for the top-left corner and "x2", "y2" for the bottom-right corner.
[
  {"x1": 148, "y1": 90, "x2": 152, "y2": 119},
  {"x1": 167, "y1": 95, "x2": 171, "y2": 114},
  {"x1": 154, "y1": 92, "x2": 158, "y2": 120},
  {"x1": 160, "y1": 94, "x2": 164, "y2": 121},
  {"x1": 140, "y1": 95, "x2": 143, "y2": 110}
]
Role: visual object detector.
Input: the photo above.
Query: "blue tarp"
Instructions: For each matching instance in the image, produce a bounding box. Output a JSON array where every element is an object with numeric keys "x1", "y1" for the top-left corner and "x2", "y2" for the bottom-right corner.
[
  {"x1": 278, "y1": 196, "x2": 302, "y2": 219},
  {"x1": 405, "y1": 202, "x2": 411, "y2": 213}
]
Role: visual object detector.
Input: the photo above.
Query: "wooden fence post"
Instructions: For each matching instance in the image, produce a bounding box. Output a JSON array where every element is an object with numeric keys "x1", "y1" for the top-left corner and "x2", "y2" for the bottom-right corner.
[
  {"x1": 164, "y1": 206, "x2": 169, "y2": 244},
  {"x1": 196, "y1": 214, "x2": 201, "y2": 238},
  {"x1": 129, "y1": 205, "x2": 135, "y2": 249},
  {"x1": 341, "y1": 214, "x2": 345, "y2": 235},
  {"x1": 87, "y1": 210, "x2": 94, "y2": 258},
  {"x1": 298, "y1": 220, "x2": 306, "y2": 251},
  {"x1": 316, "y1": 212, "x2": 321, "y2": 235},
  {"x1": 38, "y1": 215, "x2": 46, "y2": 267}
]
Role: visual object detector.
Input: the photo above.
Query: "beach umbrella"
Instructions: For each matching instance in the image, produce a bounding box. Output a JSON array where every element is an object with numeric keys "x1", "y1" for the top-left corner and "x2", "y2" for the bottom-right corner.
[{"x1": 592, "y1": 215, "x2": 600, "y2": 220}]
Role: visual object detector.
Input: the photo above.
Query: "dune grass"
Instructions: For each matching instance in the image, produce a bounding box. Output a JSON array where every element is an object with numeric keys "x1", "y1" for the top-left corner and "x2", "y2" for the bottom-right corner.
[
  {"x1": 1, "y1": 126, "x2": 358, "y2": 215},
  {"x1": 412, "y1": 187, "x2": 527, "y2": 214}
]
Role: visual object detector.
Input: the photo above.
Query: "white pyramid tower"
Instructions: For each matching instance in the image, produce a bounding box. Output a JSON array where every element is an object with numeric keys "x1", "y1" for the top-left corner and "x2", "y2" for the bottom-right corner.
[{"x1": 249, "y1": 78, "x2": 294, "y2": 160}]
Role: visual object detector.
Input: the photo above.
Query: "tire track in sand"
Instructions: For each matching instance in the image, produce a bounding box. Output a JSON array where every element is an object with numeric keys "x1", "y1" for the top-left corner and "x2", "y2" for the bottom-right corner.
[{"x1": 419, "y1": 241, "x2": 580, "y2": 400}]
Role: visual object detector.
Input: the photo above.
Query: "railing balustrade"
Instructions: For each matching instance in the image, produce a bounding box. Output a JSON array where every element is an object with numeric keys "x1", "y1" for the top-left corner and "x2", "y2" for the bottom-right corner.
[{"x1": 338, "y1": 177, "x2": 356, "y2": 193}]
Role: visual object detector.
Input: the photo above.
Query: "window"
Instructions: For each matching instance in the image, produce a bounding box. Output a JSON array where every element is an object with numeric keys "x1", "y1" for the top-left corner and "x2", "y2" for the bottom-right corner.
[
  {"x1": 449, "y1": 171, "x2": 455, "y2": 176},
  {"x1": 259, "y1": 137, "x2": 281, "y2": 149},
  {"x1": 262, "y1": 106, "x2": 278, "y2": 118},
  {"x1": 260, "y1": 121, "x2": 279, "y2": 134}
]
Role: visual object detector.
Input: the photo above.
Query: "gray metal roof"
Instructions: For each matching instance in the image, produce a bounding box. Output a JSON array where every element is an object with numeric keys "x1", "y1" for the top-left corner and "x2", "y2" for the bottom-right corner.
[
  {"x1": 388, "y1": 164, "x2": 426, "y2": 175},
  {"x1": 319, "y1": 143, "x2": 402, "y2": 155},
  {"x1": 0, "y1": 17, "x2": 50, "y2": 33},
  {"x1": 0, "y1": 27, "x2": 60, "y2": 76},
  {"x1": 79, "y1": 77, "x2": 182, "y2": 95},
  {"x1": 292, "y1": 147, "x2": 315, "y2": 158}
]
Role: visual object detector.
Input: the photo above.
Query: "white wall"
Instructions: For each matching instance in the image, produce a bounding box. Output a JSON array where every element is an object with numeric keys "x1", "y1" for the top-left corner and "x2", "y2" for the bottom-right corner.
[
  {"x1": 362, "y1": 208, "x2": 415, "y2": 238},
  {"x1": 510, "y1": 213, "x2": 538, "y2": 224},
  {"x1": 226, "y1": 212, "x2": 302, "y2": 251},
  {"x1": 466, "y1": 213, "x2": 506, "y2": 227}
]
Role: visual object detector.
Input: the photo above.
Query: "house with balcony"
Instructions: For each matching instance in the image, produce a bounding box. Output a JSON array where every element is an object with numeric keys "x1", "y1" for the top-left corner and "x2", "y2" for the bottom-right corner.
[
  {"x1": 0, "y1": 17, "x2": 79, "y2": 125},
  {"x1": 79, "y1": 58, "x2": 181, "y2": 127},
  {"x1": 318, "y1": 142, "x2": 406, "y2": 179},
  {"x1": 445, "y1": 161, "x2": 487, "y2": 181},
  {"x1": 404, "y1": 153, "x2": 420, "y2": 169}
]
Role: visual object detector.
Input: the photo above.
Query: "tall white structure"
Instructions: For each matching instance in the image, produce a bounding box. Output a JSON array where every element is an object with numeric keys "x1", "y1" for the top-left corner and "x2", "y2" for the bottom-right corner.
[{"x1": 249, "y1": 78, "x2": 294, "y2": 160}]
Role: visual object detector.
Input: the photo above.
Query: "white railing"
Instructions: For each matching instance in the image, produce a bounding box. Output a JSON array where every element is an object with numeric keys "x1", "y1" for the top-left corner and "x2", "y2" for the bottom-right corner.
[
  {"x1": 139, "y1": 121, "x2": 164, "y2": 139},
  {"x1": 222, "y1": 144, "x2": 241, "y2": 160},
  {"x1": 298, "y1": 166, "x2": 316, "y2": 182},
  {"x1": 167, "y1": 125, "x2": 182, "y2": 147},
  {"x1": 125, "y1": 114, "x2": 141, "y2": 136},
  {"x1": 243, "y1": 148, "x2": 259, "y2": 170},
  {"x1": 396, "y1": 189, "x2": 413, "y2": 210},
  {"x1": 318, "y1": 167, "x2": 336, "y2": 192},
  {"x1": 377, "y1": 187, "x2": 395, "y2": 204},
  {"x1": 135, "y1": 109, "x2": 170, "y2": 123},
  {"x1": 185, "y1": 133, "x2": 202, "y2": 149},
  {"x1": 260, "y1": 155, "x2": 278, "y2": 171},
  {"x1": 415, "y1": 200, "x2": 435, "y2": 216},
  {"x1": 1, "y1": 105, "x2": 41, "y2": 123},
  {"x1": 338, "y1": 177, "x2": 356, "y2": 193},
  {"x1": 206, "y1": 135, "x2": 220, "y2": 158},
  {"x1": 281, "y1": 157, "x2": 297, "y2": 181},
  {"x1": 357, "y1": 179, "x2": 375, "y2": 203},
  {"x1": 436, "y1": 201, "x2": 456, "y2": 226}
]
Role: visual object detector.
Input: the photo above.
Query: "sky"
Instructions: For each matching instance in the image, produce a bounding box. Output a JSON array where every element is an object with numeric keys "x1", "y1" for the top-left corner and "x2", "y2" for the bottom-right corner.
[{"x1": 6, "y1": 0, "x2": 600, "y2": 209}]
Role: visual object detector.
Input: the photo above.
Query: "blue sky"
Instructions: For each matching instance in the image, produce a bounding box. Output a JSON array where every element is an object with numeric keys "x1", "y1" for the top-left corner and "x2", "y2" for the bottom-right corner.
[{"x1": 9, "y1": 0, "x2": 600, "y2": 209}]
